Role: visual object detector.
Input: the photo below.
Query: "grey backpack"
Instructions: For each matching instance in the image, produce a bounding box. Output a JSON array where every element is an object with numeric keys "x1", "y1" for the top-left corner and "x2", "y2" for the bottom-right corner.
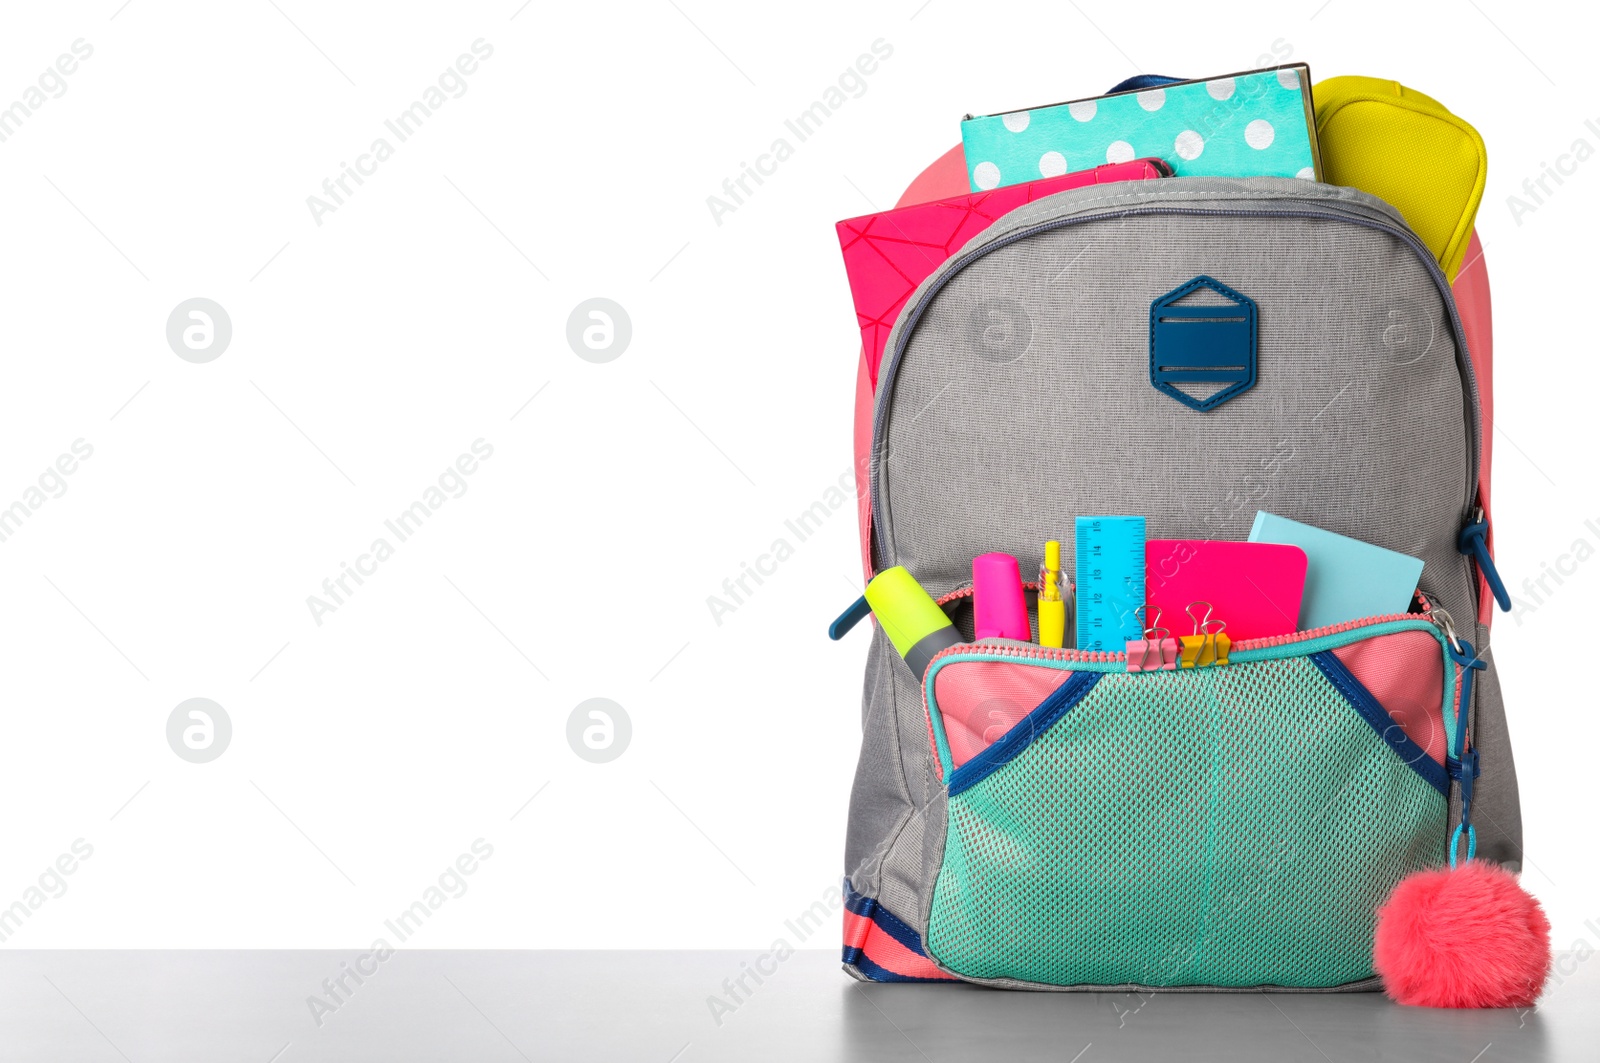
[{"x1": 832, "y1": 176, "x2": 1517, "y2": 989}]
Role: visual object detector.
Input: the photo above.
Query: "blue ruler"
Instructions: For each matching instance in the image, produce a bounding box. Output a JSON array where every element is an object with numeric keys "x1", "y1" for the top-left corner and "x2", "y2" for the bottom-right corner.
[{"x1": 1074, "y1": 516, "x2": 1147, "y2": 651}]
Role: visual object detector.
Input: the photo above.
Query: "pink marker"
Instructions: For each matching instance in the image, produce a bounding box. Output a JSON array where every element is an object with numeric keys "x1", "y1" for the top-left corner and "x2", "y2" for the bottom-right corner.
[{"x1": 973, "y1": 552, "x2": 1030, "y2": 641}]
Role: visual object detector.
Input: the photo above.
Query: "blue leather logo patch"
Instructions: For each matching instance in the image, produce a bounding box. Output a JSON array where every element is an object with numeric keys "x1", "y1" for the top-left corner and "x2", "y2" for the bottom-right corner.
[{"x1": 1149, "y1": 276, "x2": 1258, "y2": 412}]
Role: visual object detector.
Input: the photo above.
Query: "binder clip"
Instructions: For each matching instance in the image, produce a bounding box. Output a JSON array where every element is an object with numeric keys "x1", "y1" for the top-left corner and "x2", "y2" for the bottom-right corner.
[
  {"x1": 1126, "y1": 607, "x2": 1179, "y2": 672},
  {"x1": 1179, "y1": 601, "x2": 1231, "y2": 669}
]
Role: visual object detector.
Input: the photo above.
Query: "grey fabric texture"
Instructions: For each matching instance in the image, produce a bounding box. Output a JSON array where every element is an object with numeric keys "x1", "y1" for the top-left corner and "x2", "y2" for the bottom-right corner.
[
  {"x1": 1463, "y1": 642, "x2": 1522, "y2": 868},
  {"x1": 845, "y1": 176, "x2": 1522, "y2": 983},
  {"x1": 877, "y1": 624, "x2": 949, "y2": 938},
  {"x1": 842, "y1": 625, "x2": 949, "y2": 944},
  {"x1": 843, "y1": 629, "x2": 907, "y2": 900},
  {"x1": 874, "y1": 180, "x2": 1477, "y2": 609}
]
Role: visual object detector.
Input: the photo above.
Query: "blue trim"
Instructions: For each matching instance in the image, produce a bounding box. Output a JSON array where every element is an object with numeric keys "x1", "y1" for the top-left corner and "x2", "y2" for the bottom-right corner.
[
  {"x1": 849, "y1": 953, "x2": 951, "y2": 983},
  {"x1": 1149, "y1": 275, "x2": 1259, "y2": 412},
  {"x1": 841, "y1": 879, "x2": 929, "y2": 955},
  {"x1": 1458, "y1": 519, "x2": 1512, "y2": 612},
  {"x1": 1106, "y1": 74, "x2": 1184, "y2": 93},
  {"x1": 1309, "y1": 651, "x2": 1449, "y2": 797},
  {"x1": 864, "y1": 901, "x2": 926, "y2": 955},
  {"x1": 840, "y1": 881, "x2": 953, "y2": 981},
  {"x1": 829, "y1": 594, "x2": 871, "y2": 640},
  {"x1": 946, "y1": 671, "x2": 1102, "y2": 798}
]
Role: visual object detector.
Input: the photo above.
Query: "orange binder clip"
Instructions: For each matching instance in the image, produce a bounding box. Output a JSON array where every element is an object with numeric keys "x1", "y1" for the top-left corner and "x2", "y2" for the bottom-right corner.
[{"x1": 1179, "y1": 601, "x2": 1231, "y2": 668}]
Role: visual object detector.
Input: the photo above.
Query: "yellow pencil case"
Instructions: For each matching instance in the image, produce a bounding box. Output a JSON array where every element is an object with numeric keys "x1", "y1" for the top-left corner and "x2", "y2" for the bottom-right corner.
[{"x1": 1314, "y1": 76, "x2": 1487, "y2": 281}]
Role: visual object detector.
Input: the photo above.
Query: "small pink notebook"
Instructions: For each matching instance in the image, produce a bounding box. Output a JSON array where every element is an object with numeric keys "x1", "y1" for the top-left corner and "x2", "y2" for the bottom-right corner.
[
  {"x1": 836, "y1": 158, "x2": 1169, "y2": 388},
  {"x1": 1145, "y1": 540, "x2": 1308, "y2": 642}
]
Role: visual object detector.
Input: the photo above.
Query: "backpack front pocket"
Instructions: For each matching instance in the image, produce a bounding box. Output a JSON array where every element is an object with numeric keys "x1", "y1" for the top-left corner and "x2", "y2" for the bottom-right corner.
[{"x1": 921, "y1": 618, "x2": 1455, "y2": 989}]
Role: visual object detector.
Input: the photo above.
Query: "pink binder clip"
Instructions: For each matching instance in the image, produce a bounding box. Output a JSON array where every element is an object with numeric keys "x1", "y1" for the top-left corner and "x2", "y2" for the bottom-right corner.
[{"x1": 1125, "y1": 607, "x2": 1178, "y2": 672}]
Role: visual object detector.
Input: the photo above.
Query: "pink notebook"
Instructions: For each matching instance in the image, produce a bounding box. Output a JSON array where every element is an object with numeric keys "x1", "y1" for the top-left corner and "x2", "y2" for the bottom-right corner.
[
  {"x1": 836, "y1": 158, "x2": 1169, "y2": 388},
  {"x1": 1145, "y1": 540, "x2": 1308, "y2": 642}
]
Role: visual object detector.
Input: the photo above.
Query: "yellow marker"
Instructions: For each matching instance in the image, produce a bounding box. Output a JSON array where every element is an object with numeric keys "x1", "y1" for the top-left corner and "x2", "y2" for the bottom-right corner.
[{"x1": 1038, "y1": 540, "x2": 1066, "y2": 648}]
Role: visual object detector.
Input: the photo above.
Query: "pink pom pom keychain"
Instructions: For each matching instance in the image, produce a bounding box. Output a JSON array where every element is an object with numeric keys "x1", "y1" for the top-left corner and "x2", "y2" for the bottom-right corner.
[
  {"x1": 1372, "y1": 626, "x2": 1551, "y2": 1008},
  {"x1": 1374, "y1": 857, "x2": 1551, "y2": 1008}
]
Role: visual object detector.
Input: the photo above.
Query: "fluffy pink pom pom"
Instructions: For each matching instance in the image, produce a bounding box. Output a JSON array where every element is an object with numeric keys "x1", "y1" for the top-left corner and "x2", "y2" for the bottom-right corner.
[{"x1": 1374, "y1": 860, "x2": 1551, "y2": 1008}]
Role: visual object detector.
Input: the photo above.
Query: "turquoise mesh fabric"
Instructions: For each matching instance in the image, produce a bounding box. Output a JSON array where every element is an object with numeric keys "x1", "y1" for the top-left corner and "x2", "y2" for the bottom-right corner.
[{"x1": 926, "y1": 655, "x2": 1447, "y2": 987}]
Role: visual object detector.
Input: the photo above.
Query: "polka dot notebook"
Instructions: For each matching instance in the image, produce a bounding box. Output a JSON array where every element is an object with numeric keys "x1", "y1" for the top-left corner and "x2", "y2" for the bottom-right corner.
[{"x1": 961, "y1": 65, "x2": 1321, "y2": 192}]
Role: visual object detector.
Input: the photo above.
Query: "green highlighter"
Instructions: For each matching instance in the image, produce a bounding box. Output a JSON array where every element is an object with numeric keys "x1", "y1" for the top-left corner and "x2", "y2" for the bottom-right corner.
[{"x1": 865, "y1": 567, "x2": 964, "y2": 681}]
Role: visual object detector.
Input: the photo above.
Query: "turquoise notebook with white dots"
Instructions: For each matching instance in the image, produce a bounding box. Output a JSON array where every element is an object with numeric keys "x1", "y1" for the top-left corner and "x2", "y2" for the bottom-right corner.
[{"x1": 961, "y1": 65, "x2": 1321, "y2": 192}]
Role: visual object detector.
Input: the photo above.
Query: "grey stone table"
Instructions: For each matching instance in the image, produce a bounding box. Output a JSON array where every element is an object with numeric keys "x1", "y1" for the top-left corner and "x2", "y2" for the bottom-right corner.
[{"x1": 1, "y1": 950, "x2": 1592, "y2": 1061}]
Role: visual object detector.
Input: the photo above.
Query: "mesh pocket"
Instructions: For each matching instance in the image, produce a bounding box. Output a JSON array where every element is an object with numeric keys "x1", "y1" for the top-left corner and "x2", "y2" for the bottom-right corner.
[{"x1": 925, "y1": 655, "x2": 1447, "y2": 988}]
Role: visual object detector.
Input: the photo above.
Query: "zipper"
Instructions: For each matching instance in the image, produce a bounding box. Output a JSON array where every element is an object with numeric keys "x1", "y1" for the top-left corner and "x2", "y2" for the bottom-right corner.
[
  {"x1": 922, "y1": 611, "x2": 1439, "y2": 674},
  {"x1": 831, "y1": 579, "x2": 1059, "y2": 640},
  {"x1": 935, "y1": 579, "x2": 1053, "y2": 606},
  {"x1": 1416, "y1": 590, "x2": 1465, "y2": 653},
  {"x1": 917, "y1": 611, "x2": 1459, "y2": 789},
  {"x1": 936, "y1": 583, "x2": 977, "y2": 605},
  {"x1": 869, "y1": 198, "x2": 1482, "y2": 572}
]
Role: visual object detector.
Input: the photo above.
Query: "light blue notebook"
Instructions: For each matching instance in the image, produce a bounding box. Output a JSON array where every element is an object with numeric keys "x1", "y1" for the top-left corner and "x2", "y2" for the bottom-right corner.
[{"x1": 1249, "y1": 512, "x2": 1424, "y2": 629}]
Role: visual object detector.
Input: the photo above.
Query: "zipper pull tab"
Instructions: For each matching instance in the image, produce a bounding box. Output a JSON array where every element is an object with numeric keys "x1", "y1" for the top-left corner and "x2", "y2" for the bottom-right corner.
[
  {"x1": 829, "y1": 594, "x2": 871, "y2": 641},
  {"x1": 1458, "y1": 509, "x2": 1512, "y2": 612},
  {"x1": 1448, "y1": 746, "x2": 1481, "y2": 869},
  {"x1": 1425, "y1": 602, "x2": 1465, "y2": 655},
  {"x1": 1421, "y1": 595, "x2": 1485, "y2": 671},
  {"x1": 1417, "y1": 590, "x2": 1463, "y2": 653}
]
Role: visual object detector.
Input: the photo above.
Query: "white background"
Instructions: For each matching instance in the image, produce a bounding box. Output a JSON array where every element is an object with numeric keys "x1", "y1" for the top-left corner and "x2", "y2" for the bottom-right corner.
[{"x1": 0, "y1": 0, "x2": 1594, "y2": 952}]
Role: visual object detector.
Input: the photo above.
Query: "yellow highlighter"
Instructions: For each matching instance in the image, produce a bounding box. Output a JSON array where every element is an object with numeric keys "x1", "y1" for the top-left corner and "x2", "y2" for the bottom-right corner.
[
  {"x1": 1038, "y1": 540, "x2": 1066, "y2": 648},
  {"x1": 863, "y1": 567, "x2": 964, "y2": 681}
]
